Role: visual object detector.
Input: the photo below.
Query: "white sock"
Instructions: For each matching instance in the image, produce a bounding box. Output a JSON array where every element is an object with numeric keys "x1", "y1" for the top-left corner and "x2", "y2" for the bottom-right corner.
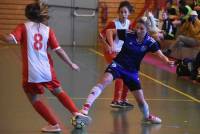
[
  {"x1": 139, "y1": 102, "x2": 149, "y2": 119},
  {"x1": 85, "y1": 84, "x2": 103, "y2": 107}
]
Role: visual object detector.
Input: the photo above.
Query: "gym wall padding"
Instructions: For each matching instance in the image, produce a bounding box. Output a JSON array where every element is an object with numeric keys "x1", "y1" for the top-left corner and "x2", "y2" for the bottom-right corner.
[{"x1": 0, "y1": 0, "x2": 36, "y2": 34}]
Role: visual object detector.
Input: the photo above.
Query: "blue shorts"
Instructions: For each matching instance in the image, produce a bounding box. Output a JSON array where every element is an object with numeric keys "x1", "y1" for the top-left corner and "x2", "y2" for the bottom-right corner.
[{"x1": 105, "y1": 62, "x2": 141, "y2": 91}]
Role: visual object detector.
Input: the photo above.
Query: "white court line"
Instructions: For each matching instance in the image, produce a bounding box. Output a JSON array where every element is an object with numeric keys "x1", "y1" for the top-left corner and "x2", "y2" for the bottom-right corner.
[{"x1": 47, "y1": 97, "x2": 192, "y2": 102}]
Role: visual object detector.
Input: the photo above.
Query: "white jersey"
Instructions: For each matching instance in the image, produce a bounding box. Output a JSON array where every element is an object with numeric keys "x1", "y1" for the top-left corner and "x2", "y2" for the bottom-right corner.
[
  {"x1": 10, "y1": 21, "x2": 60, "y2": 83},
  {"x1": 113, "y1": 19, "x2": 130, "y2": 52}
]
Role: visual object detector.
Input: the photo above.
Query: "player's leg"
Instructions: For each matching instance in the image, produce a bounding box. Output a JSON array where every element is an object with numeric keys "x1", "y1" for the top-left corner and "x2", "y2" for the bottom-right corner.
[
  {"x1": 131, "y1": 89, "x2": 161, "y2": 124},
  {"x1": 120, "y1": 85, "x2": 134, "y2": 108},
  {"x1": 23, "y1": 84, "x2": 61, "y2": 132},
  {"x1": 110, "y1": 78, "x2": 123, "y2": 108},
  {"x1": 104, "y1": 52, "x2": 122, "y2": 108},
  {"x1": 51, "y1": 87, "x2": 79, "y2": 115},
  {"x1": 123, "y1": 72, "x2": 161, "y2": 124},
  {"x1": 80, "y1": 72, "x2": 114, "y2": 115},
  {"x1": 49, "y1": 84, "x2": 92, "y2": 127},
  {"x1": 45, "y1": 79, "x2": 81, "y2": 115},
  {"x1": 177, "y1": 35, "x2": 199, "y2": 48},
  {"x1": 162, "y1": 35, "x2": 184, "y2": 56}
]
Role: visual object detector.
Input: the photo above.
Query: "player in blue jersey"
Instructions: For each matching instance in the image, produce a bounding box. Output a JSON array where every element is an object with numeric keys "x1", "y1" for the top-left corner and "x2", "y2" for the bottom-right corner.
[{"x1": 80, "y1": 19, "x2": 174, "y2": 124}]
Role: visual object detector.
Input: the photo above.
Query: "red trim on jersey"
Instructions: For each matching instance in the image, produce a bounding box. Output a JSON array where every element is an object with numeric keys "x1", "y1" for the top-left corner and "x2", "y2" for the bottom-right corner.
[
  {"x1": 22, "y1": 26, "x2": 29, "y2": 84},
  {"x1": 11, "y1": 23, "x2": 29, "y2": 84},
  {"x1": 11, "y1": 23, "x2": 24, "y2": 44},
  {"x1": 48, "y1": 29, "x2": 60, "y2": 50},
  {"x1": 47, "y1": 28, "x2": 60, "y2": 82}
]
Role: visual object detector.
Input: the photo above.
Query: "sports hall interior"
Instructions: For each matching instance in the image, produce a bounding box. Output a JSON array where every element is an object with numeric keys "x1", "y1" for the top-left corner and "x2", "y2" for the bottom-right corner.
[{"x1": 0, "y1": 0, "x2": 199, "y2": 134}]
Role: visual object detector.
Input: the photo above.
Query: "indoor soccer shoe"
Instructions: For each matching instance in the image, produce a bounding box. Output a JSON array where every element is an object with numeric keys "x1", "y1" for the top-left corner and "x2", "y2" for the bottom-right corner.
[
  {"x1": 142, "y1": 115, "x2": 162, "y2": 124},
  {"x1": 41, "y1": 124, "x2": 61, "y2": 132},
  {"x1": 120, "y1": 101, "x2": 134, "y2": 108},
  {"x1": 76, "y1": 113, "x2": 92, "y2": 126},
  {"x1": 80, "y1": 106, "x2": 89, "y2": 115},
  {"x1": 110, "y1": 101, "x2": 122, "y2": 108},
  {"x1": 71, "y1": 113, "x2": 92, "y2": 129}
]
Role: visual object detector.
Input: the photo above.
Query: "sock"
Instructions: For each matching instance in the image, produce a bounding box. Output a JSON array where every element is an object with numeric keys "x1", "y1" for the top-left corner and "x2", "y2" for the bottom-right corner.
[
  {"x1": 138, "y1": 102, "x2": 149, "y2": 119},
  {"x1": 56, "y1": 91, "x2": 78, "y2": 115},
  {"x1": 84, "y1": 84, "x2": 103, "y2": 108},
  {"x1": 113, "y1": 79, "x2": 123, "y2": 101},
  {"x1": 121, "y1": 85, "x2": 129, "y2": 101},
  {"x1": 33, "y1": 100, "x2": 58, "y2": 125}
]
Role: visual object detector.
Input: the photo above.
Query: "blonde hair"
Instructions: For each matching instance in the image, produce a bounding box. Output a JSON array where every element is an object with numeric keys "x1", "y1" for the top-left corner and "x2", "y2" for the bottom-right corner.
[{"x1": 37, "y1": 0, "x2": 48, "y2": 17}]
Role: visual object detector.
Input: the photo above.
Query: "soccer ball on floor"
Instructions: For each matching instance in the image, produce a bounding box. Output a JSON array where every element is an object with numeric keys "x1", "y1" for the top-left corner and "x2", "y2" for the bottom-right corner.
[{"x1": 71, "y1": 116, "x2": 86, "y2": 129}]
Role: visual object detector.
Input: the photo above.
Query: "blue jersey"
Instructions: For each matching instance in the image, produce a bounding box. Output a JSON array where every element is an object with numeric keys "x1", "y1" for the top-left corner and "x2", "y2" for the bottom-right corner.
[{"x1": 113, "y1": 30, "x2": 160, "y2": 71}]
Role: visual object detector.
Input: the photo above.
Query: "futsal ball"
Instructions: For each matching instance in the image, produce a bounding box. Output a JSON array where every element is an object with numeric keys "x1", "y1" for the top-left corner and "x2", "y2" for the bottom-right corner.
[{"x1": 71, "y1": 116, "x2": 85, "y2": 129}]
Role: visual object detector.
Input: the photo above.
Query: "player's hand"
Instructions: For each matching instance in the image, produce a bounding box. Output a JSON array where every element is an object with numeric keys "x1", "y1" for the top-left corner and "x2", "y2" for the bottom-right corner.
[
  {"x1": 71, "y1": 63, "x2": 80, "y2": 71},
  {"x1": 167, "y1": 60, "x2": 175, "y2": 66},
  {"x1": 172, "y1": 20, "x2": 181, "y2": 26},
  {"x1": 104, "y1": 43, "x2": 111, "y2": 53},
  {"x1": 106, "y1": 45, "x2": 114, "y2": 54},
  {"x1": 110, "y1": 45, "x2": 115, "y2": 53},
  {"x1": 106, "y1": 46, "x2": 111, "y2": 54}
]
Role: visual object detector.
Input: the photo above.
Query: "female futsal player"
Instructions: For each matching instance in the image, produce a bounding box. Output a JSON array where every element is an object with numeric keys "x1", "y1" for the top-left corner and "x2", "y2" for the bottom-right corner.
[
  {"x1": 100, "y1": 0, "x2": 134, "y2": 108},
  {"x1": 81, "y1": 19, "x2": 174, "y2": 124},
  {"x1": 0, "y1": 2, "x2": 91, "y2": 132}
]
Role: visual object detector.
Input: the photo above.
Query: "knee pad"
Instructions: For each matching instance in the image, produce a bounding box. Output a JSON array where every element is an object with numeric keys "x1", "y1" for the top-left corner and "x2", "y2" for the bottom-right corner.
[
  {"x1": 29, "y1": 94, "x2": 40, "y2": 103},
  {"x1": 51, "y1": 87, "x2": 63, "y2": 95}
]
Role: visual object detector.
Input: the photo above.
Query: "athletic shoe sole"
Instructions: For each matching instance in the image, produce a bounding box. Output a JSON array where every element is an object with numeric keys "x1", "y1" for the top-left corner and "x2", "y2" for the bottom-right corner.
[{"x1": 76, "y1": 115, "x2": 92, "y2": 126}]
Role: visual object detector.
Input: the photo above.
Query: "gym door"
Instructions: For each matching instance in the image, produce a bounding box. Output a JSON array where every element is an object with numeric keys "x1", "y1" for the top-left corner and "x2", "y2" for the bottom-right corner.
[{"x1": 47, "y1": 0, "x2": 98, "y2": 46}]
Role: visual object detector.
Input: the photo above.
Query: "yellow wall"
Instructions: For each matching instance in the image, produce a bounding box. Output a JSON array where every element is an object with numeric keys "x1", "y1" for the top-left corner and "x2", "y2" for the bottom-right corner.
[
  {"x1": 0, "y1": 0, "x2": 149, "y2": 34},
  {"x1": 0, "y1": 0, "x2": 35, "y2": 34}
]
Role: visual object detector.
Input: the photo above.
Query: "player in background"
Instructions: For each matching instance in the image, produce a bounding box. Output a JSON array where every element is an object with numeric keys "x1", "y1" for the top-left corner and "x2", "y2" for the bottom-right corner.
[
  {"x1": 99, "y1": 1, "x2": 134, "y2": 109},
  {"x1": 81, "y1": 19, "x2": 174, "y2": 124},
  {"x1": 0, "y1": 2, "x2": 91, "y2": 132}
]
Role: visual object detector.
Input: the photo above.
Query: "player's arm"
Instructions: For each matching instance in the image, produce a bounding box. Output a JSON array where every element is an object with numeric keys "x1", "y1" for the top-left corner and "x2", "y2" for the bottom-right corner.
[
  {"x1": 98, "y1": 33, "x2": 111, "y2": 50},
  {"x1": 106, "y1": 29, "x2": 117, "y2": 52},
  {"x1": 99, "y1": 33, "x2": 112, "y2": 54},
  {"x1": 99, "y1": 21, "x2": 115, "y2": 53},
  {"x1": 154, "y1": 50, "x2": 175, "y2": 66},
  {"x1": 49, "y1": 28, "x2": 80, "y2": 71},
  {"x1": 149, "y1": 38, "x2": 174, "y2": 66},
  {"x1": 0, "y1": 24, "x2": 24, "y2": 45},
  {"x1": 0, "y1": 33, "x2": 17, "y2": 44},
  {"x1": 54, "y1": 48, "x2": 80, "y2": 71}
]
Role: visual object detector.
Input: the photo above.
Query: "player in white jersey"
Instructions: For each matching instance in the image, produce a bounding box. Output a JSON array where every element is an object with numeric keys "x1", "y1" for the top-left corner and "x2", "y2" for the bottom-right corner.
[{"x1": 0, "y1": 2, "x2": 91, "y2": 132}]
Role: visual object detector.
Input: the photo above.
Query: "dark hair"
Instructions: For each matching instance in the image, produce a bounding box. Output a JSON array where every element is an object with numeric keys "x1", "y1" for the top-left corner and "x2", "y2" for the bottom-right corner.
[
  {"x1": 118, "y1": 1, "x2": 134, "y2": 13},
  {"x1": 179, "y1": 0, "x2": 186, "y2": 6},
  {"x1": 166, "y1": 0, "x2": 173, "y2": 5},
  {"x1": 167, "y1": 7, "x2": 177, "y2": 15},
  {"x1": 137, "y1": 19, "x2": 148, "y2": 28},
  {"x1": 179, "y1": 6, "x2": 189, "y2": 15},
  {"x1": 25, "y1": 3, "x2": 49, "y2": 22}
]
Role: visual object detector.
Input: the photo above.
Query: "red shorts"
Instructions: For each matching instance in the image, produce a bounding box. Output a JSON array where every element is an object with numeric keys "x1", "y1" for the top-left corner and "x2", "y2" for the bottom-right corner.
[
  {"x1": 23, "y1": 79, "x2": 61, "y2": 95},
  {"x1": 101, "y1": 44, "x2": 117, "y2": 64},
  {"x1": 104, "y1": 51, "x2": 117, "y2": 64}
]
